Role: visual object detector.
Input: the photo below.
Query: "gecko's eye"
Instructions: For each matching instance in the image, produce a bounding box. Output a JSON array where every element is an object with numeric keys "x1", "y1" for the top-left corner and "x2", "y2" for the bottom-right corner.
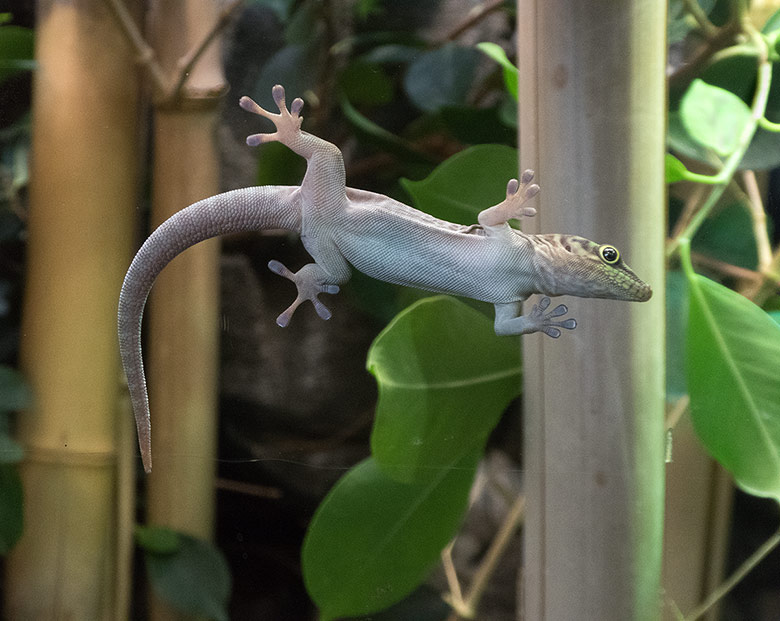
[{"x1": 599, "y1": 245, "x2": 620, "y2": 264}]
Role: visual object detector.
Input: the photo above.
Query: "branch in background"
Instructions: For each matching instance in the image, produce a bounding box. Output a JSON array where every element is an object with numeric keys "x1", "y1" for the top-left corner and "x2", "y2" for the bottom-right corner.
[
  {"x1": 690, "y1": 250, "x2": 763, "y2": 283},
  {"x1": 444, "y1": 0, "x2": 506, "y2": 42},
  {"x1": 684, "y1": 525, "x2": 780, "y2": 621},
  {"x1": 103, "y1": 0, "x2": 170, "y2": 96},
  {"x1": 665, "y1": 395, "x2": 690, "y2": 433},
  {"x1": 444, "y1": 494, "x2": 526, "y2": 621},
  {"x1": 667, "y1": 19, "x2": 741, "y2": 89},
  {"x1": 102, "y1": 0, "x2": 241, "y2": 105},
  {"x1": 682, "y1": 0, "x2": 719, "y2": 39},
  {"x1": 169, "y1": 0, "x2": 243, "y2": 102},
  {"x1": 740, "y1": 170, "x2": 773, "y2": 270}
]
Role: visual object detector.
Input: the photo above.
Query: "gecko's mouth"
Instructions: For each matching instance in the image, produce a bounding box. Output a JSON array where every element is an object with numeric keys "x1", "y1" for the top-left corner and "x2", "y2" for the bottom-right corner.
[{"x1": 636, "y1": 284, "x2": 653, "y2": 302}]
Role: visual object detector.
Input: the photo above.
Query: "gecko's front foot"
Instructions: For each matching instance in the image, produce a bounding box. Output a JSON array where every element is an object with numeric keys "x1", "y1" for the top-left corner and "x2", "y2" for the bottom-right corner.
[
  {"x1": 478, "y1": 169, "x2": 540, "y2": 228},
  {"x1": 494, "y1": 296, "x2": 577, "y2": 337},
  {"x1": 240, "y1": 85, "x2": 303, "y2": 147},
  {"x1": 529, "y1": 296, "x2": 577, "y2": 338},
  {"x1": 268, "y1": 260, "x2": 340, "y2": 327}
]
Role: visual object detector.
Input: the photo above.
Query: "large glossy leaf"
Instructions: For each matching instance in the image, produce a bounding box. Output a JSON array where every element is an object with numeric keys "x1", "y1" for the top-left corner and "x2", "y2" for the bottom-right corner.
[
  {"x1": 669, "y1": 54, "x2": 780, "y2": 171},
  {"x1": 684, "y1": 246, "x2": 780, "y2": 499},
  {"x1": 367, "y1": 296, "x2": 521, "y2": 481},
  {"x1": 140, "y1": 528, "x2": 231, "y2": 621},
  {"x1": 680, "y1": 79, "x2": 752, "y2": 157},
  {"x1": 403, "y1": 44, "x2": 481, "y2": 112},
  {"x1": 302, "y1": 452, "x2": 478, "y2": 621},
  {"x1": 692, "y1": 201, "x2": 762, "y2": 270},
  {"x1": 401, "y1": 144, "x2": 518, "y2": 224},
  {"x1": 339, "y1": 60, "x2": 394, "y2": 106},
  {"x1": 0, "y1": 464, "x2": 22, "y2": 554}
]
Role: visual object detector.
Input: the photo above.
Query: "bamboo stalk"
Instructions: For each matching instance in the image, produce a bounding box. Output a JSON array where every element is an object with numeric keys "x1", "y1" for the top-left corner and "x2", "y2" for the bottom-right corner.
[
  {"x1": 5, "y1": 0, "x2": 139, "y2": 617},
  {"x1": 518, "y1": 2, "x2": 666, "y2": 618}
]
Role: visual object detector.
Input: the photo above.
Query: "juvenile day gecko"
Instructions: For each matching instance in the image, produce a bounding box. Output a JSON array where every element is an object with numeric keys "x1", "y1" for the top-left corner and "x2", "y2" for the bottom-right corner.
[{"x1": 118, "y1": 85, "x2": 652, "y2": 472}]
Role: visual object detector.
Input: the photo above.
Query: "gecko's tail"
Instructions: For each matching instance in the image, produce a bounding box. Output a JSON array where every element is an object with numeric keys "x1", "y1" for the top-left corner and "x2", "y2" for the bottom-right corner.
[{"x1": 118, "y1": 186, "x2": 300, "y2": 473}]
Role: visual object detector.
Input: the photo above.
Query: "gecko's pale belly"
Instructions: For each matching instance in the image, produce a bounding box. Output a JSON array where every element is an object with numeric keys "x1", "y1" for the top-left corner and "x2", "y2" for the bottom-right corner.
[{"x1": 334, "y1": 209, "x2": 536, "y2": 304}]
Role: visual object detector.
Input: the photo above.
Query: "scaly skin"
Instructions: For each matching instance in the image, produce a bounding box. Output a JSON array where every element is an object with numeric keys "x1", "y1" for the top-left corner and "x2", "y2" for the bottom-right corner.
[{"x1": 118, "y1": 85, "x2": 652, "y2": 472}]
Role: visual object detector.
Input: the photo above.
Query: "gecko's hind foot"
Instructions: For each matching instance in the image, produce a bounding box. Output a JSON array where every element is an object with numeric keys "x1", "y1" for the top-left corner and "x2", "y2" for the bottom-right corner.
[
  {"x1": 240, "y1": 85, "x2": 304, "y2": 147},
  {"x1": 269, "y1": 260, "x2": 340, "y2": 327},
  {"x1": 531, "y1": 296, "x2": 577, "y2": 338}
]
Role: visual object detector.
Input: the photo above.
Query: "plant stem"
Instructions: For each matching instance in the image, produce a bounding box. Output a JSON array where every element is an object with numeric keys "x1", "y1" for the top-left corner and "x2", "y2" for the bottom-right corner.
[
  {"x1": 667, "y1": 30, "x2": 773, "y2": 261},
  {"x1": 463, "y1": 494, "x2": 525, "y2": 613},
  {"x1": 684, "y1": 521, "x2": 780, "y2": 620},
  {"x1": 682, "y1": 0, "x2": 718, "y2": 38},
  {"x1": 443, "y1": 494, "x2": 526, "y2": 621},
  {"x1": 441, "y1": 542, "x2": 467, "y2": 616},
  {"x1": 665, "y1": 395, "x2": 690, "y2": 432},
  {"x1": 741, "y1": 170, "x2": 773, "y2": 270}
]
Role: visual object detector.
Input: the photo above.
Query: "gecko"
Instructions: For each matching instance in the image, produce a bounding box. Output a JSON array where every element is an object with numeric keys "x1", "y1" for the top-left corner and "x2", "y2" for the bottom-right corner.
[{"x1": 118, "y1": 84, "x2": 652, "y2": 473}]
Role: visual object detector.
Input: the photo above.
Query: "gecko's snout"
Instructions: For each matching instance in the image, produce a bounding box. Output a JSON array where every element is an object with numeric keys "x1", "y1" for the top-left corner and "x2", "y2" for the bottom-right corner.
[{"x1": 636, "y1": 283, "x2": 652, "y2": 302}]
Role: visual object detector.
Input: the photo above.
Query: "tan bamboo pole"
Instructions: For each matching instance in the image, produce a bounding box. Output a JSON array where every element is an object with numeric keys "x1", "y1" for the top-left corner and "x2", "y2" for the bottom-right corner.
[
  {"x1": 144, "y1": 1, "x2": 226, "y2": 618},
  {"x1": 517, "y1": 2, "x2": 666, "y2": 619},
  {"x1": 4, "y1": 0, "x2": 139, "y2": 618}
]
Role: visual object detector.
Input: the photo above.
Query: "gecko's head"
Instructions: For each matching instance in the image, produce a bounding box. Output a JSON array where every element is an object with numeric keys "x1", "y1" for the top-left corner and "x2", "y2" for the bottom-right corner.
[{"x1": 531, "y1": 234, "x2": 652, "y2": 302}]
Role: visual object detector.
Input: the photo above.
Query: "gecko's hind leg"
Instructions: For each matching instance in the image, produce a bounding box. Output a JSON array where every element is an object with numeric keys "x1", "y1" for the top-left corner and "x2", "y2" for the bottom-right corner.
[
  {"x1": 478, "y1": 170, "x2": 540, "y2": 227},
  {"x1": 268, "y1": 260, "x2": 341, "y2": 327},
  {"x1": 239, "y1": 85, "x2": 303, "y2": 148}
]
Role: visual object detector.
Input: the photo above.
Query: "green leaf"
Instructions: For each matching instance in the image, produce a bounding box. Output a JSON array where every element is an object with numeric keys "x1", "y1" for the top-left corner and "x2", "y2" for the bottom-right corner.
[
  {"x1": 674, "y1": 52, "x2": 780, "y2": 170},
  {"x1": 763, "y1": 7, "x2": 780, "y2": 34},
  {"x1": 476, "y1": 42, "x2": 518, "y2": 100},
  {"x1": 403, "y1": 44, "x2": 480, "y2": 112},
  {"x1": 339, "y1": 60, "x2": 394, "y2": 105},
  {"x1": 0, "y1": 25, "x2": 34, "y2": 84},
  {"x1": 367, "y1": 296, "x2": 521, "y2": 481},
  {"x1": 0, "y1": 365, "x2": 30, "y2": 412},
  {"x1": 0, "y1": 464, "x2": 23, "y2": 554},
  {"x1": 143, "y1": 532, "x2": 231, "y2": 621},
  {"x1": 302, "y1": 453, "x2": 478, "y2": 621},
  {"x1": 254, "y1": 140, "x2": 306, "y2": 187},
  {"x1": 680, "y1": 79, "x2": 752, "y2": 157},
  {"x1": 665, "y1": 153, "x2": 690, "y2": 183},
  {"x1": 683, "y1": 242, "x2": 780, "y2": 500},
  {"x1": 692, "y1": 201, "x2": 762, "y2": 270},
  {"x1": 401, "y1": 144, "x2": 518, "y2": 224},
  {"x1": 135, "y1": 525, "x2": 183, "y2": 555},
  {"x1": 340, "y1": 96, "x2": 434, "y2": 165},
  {"x1": 440, "y1": 105, "x2": 515, "y2": 145}
]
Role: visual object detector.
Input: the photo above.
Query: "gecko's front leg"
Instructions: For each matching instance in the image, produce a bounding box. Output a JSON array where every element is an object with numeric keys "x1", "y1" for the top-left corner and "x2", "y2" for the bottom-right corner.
[{"x1": 494, "y1": 298, "x2": 577, "y2": 338}]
